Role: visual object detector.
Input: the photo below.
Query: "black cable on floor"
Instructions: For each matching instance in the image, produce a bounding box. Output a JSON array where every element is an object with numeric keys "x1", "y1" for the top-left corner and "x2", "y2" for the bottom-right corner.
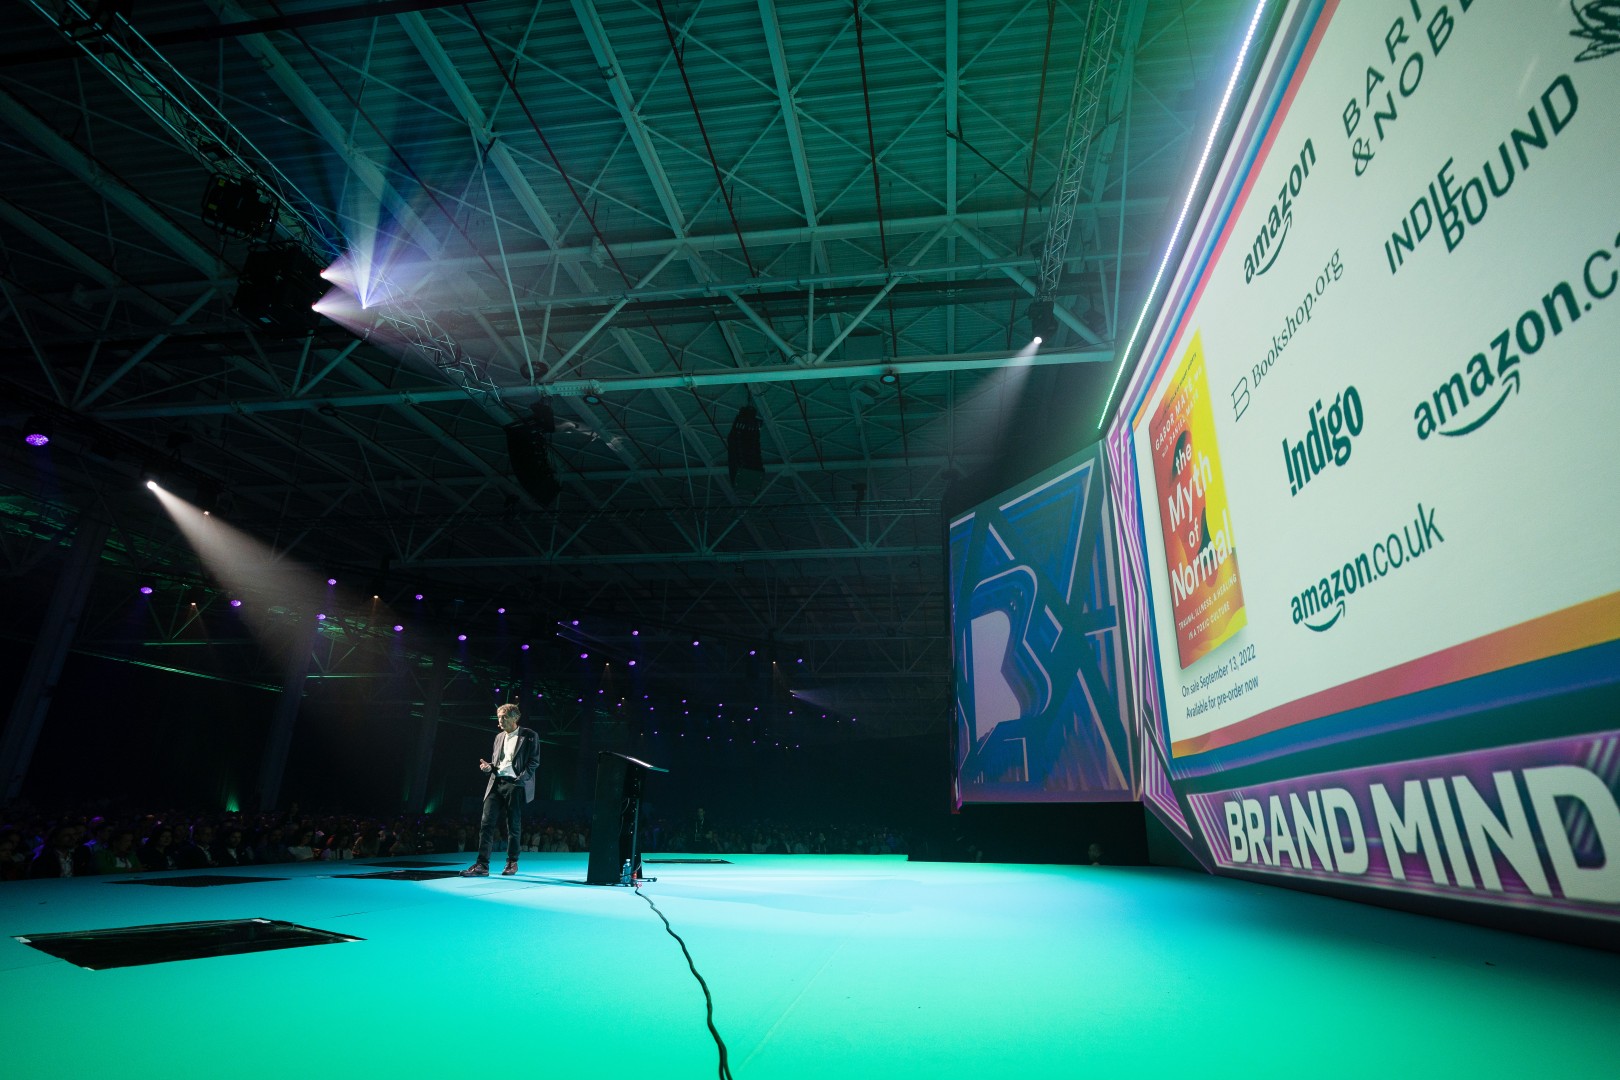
[{"x1": 635, "y1": 884, "x2": 733, "y2": 1080}]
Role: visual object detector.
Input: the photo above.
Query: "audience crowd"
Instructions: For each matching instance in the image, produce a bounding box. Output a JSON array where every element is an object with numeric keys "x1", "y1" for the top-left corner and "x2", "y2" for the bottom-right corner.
[{"x1": 0, "y1": 803, "x2": 913, "y2": 881}]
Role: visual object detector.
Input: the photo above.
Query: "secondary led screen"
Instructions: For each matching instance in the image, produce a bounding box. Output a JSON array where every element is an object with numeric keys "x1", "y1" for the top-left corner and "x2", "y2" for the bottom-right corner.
[{"x1": 949, "y1": 442, "x2": 1129, "y2": 804}]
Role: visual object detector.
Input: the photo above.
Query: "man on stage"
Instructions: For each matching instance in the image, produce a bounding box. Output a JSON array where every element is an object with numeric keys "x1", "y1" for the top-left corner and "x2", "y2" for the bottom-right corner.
[{"x1": 462, "y1": 703, "x2": 539, "y2": 877}]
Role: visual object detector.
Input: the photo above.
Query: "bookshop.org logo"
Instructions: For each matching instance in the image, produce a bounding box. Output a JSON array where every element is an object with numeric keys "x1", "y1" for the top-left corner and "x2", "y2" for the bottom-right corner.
[
  {"x1": 1283, "y1": 384, "x2": 1364, "y2": 496},
  {"x1": 1244, "y1": 137, "x2": 1317, "y2": 284}
]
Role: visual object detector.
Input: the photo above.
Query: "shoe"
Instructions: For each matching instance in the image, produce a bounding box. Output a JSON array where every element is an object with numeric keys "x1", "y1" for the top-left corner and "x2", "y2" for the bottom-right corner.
[
  {"x1": 460, "y1": 863, "x2": 489, "y2": 877},
  {"x1": 501, "y1": 861, "x2": 518, "y2": 876}
]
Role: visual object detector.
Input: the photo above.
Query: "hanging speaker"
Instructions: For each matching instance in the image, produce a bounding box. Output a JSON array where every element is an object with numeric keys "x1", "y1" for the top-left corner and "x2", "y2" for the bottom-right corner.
[{"x1": 505, "y1": 422, "x2": 561, "y2": 505}]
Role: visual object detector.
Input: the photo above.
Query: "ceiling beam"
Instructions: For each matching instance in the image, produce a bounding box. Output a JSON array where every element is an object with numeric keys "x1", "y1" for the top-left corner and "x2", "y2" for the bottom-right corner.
[
  {"x1": 954, "y1": 223, "x2": 1104, "y2": 346},
  {"x1": 423, "y1": 201, "x2": 1161, "y2": 277},
  {"x1": 93, "y1": 346, "x2": 1111, "y2": 420},
  {"x1": 570, "y1": 0, "x2": 690, "y2": 239},
  {"x1": 409, "y1": 544, "x2": 939, "y2": 569},
  {"x1": 202, "y1": 0, "x2": 440, "y2": 257},
  {"x1": 0, "y1": 88, "x2": 227, "y2": 281},
  {"x1": 758, "y1": 0, "x2": 818, "y2": 227}
]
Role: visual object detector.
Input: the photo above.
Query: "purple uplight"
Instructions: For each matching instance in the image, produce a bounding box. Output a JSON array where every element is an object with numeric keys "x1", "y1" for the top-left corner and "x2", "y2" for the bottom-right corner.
[
  {"x1": 139, "y1": 586, "x2": 153, "y2": 595},
  {"x1": 393, "y1": 625, "x2": 403, "y2": 632},
  {"x1": 24, "y1": 432, "x2": 49, "y2": 447},
  {"x1": 497, "y1": 607, "x2": 506, "y2": 614},
  {"x1": 580, "y1": 652, "x2": 589, "y2": 659},
  {"x1": 749, "y1": 649, "x2": 756, "y2": 656},
  {"x1": 317, "y1": 613, "x2": 327, "y2": 621},
  {"x1": 628, "y1": 660, "x2": 636, "y2": 667},
  {"x1": 520, "y1": 643, "x2": 530, "y2": 651},
  {"x1": 457, "y1": 634, "x2": 467, "y2": 642},
  {"x1": 571, "y1": 620, "x2": 579, "y2": 626},
  {"x1": 415, "y1": 593, "x2": 424, "y2": 601},
  {"x1": 326, "y1": 578, "x2": 337, "y2": 586},
  {"x1": 229, "y1": 599, "x2": 242, "y2": 608},
  {"x1": 692, "y1": 640, "x2": 700, "y2": 646},
  {"x1": 632, "y1": 630, "x2": 639, "y2": 636}
]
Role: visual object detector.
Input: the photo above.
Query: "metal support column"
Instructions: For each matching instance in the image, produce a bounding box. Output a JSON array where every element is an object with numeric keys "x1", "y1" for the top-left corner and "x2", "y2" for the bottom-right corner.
[
  {"x1": 408, "y1": 649, "x2": 449, "y2": 814},
  {"x1": 255, "y1": 617, "x2": 319, "y2": 812},
  {"x1": 0, "y1": 515, "x2": 109, "y2": 802}
]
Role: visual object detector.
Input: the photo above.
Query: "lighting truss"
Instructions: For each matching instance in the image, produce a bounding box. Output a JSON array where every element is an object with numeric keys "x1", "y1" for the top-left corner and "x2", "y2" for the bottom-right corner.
[{"x1": 1036, "y1": 0, "x2": 1125, "y2": 311}]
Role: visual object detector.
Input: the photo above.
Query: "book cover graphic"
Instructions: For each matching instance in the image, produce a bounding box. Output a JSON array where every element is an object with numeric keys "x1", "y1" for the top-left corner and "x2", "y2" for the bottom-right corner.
[{"x1": 1149, "y1": 331, "x2": 1247, "y2": 668}]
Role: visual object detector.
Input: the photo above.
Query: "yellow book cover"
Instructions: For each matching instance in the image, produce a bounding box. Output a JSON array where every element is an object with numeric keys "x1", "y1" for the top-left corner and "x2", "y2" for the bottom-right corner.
[{"x1": 1149, "y1": 331, "x2": 1248, "y2": 668}]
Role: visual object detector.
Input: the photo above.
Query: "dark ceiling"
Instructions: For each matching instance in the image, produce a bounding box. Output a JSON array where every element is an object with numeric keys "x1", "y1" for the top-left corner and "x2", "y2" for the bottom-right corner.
[{"x1": 0, "y1": 0, "x2": 1251, "y2": 740}]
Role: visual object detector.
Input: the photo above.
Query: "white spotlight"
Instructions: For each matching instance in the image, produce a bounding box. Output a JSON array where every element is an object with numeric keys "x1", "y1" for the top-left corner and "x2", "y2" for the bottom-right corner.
[{"x1": 145, "y1": 480, "x2": 159, "y2": 491}]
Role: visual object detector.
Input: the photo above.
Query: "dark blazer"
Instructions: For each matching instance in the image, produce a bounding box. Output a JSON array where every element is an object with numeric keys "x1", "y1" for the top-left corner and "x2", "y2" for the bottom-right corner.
[{"x1": 486, "y1": 727, "x2": 540, "y2": 803}]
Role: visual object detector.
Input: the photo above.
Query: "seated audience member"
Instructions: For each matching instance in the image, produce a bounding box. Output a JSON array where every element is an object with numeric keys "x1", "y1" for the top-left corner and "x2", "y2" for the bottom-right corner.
[
  {"x1": 175, "y1": 823, "x2": 220, "y2": 870},
  {"x1": 67, "y1": 823, "x2": 98, "y2": 875},
  {"x1": 95, "y1": 829, "x2": 143, "y2": 875},
  {"x1": 140, "y1": 827, "x2": 178, "y2": 871},
  {"x1": 29, "y1": 825, "x2": 82, "y2": 878},
  {"x1": 80, "y1": 819, "x2": 111, "y2": 867},
  {"x1": 256, "y1": 828, "x2": 291, "y2": 864},
  {"x1": 384, "y1": 820, "x2": 415, "y2": 856},
  {"x1": 0, "y1": 832, "x2": 23, "y2": 881},
  {"x1": 350, "y1": 829, "x2": 379, "y2": 860},
  {"x1": 286, "y1": 830, "x2": 316, "y2": 861},
  {"x1": 216, "y1": 828, "x2": 253, "y2": 867},
  {"x1": 0, "y1": 835, "x2": 24, "y2": 880},
  {"x1": 318, "y1": 832, "x2": 351, "y2": 860}
]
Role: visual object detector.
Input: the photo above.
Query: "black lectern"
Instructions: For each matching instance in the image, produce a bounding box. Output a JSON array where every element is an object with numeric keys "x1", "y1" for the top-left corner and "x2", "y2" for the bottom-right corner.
[{"x1": 586, "y1": 751, "x2": 668, "y2": 885}]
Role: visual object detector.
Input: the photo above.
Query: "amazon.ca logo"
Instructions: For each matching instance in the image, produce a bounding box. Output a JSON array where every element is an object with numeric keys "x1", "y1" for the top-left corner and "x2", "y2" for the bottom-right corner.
[
  {"x1": 1414, "y1": 231, "x2": 1618, "y2": 439},
  {"x1": 1290, "y1": 503, "x2": 1445, "y2": 633},
  {"x1": 1244, "y1": 137, "x2": 1316, "y2": 284}
]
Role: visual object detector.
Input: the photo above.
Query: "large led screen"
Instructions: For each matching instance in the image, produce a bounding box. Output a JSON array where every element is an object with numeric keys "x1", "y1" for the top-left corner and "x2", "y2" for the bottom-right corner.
[
  {"x1": 950, "y1": 442, "x2": 1130, "y2": 805},
  {"x1": 1105, "y1": 0, "x2": 1620, "y2": 933}
]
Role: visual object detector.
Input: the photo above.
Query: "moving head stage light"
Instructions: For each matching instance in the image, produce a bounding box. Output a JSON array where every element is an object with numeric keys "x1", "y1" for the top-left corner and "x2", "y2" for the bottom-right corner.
[{"x1": 233, "y1": 244, "x2": 325, "y2": 334}]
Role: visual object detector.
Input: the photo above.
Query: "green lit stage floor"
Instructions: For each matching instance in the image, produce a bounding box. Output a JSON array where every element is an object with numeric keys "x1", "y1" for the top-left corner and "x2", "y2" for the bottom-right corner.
[{"x1": 2, "y1": 854, "x2": 1618, "y2": 1079}]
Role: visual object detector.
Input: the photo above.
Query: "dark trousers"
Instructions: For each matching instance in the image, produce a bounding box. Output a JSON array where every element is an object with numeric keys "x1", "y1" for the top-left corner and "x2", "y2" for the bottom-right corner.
[{"x1": 477, "y1": 778, "x2": 524, "y2": 865}]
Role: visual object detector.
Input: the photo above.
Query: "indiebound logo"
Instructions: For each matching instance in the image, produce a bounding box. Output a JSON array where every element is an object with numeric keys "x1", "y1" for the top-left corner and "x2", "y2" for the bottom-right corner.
[{"x1": 1243, "y1": 138, "x2": 1316, "y2": 284}]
